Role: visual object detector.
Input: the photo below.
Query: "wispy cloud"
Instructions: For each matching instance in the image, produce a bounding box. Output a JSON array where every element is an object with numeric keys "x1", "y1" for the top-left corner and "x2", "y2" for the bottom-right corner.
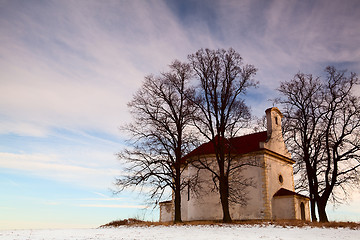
[
  {"x1": 1, "y1": 0, "x2": 359, "y2": 139},
  {"x1": 78, "y1": 204, "x2": 148, "y2": 209},
  {"x1": 76, "y1": 198, "x2": 124, "y2": 201},
  {"x1": 0, "y1": 152, "x2": 122, "y2": 189},
  {"x1": 213, "y1": 0, "x2": 360, "y2": 81},
  {"x1": 0, "y1": 0, "x2": 213, "y2": 138}
]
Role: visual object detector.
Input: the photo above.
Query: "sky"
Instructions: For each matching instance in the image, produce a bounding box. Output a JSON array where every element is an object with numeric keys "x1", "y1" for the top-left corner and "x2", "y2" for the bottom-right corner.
[{"x1": 1, "y1": 0, "x2": 360, "y2": 230}]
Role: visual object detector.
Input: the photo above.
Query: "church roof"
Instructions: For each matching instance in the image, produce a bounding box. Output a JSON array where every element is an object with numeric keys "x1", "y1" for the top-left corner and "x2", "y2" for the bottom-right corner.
[
  {"x1": 182, "y1": 131, "x2": 268, "y2": 162},
  {"x1": 273, "y1": 188, "x2": 310, "y2": 199}
]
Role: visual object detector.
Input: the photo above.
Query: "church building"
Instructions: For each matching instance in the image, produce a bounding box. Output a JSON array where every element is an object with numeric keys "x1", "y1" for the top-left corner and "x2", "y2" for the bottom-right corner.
[{"x1": 160, "y1": 107, "x2": 310, "y2": 222}]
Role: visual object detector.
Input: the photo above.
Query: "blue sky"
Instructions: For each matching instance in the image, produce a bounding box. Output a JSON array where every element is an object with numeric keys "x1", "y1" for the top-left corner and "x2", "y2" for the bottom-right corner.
[{"x1": 1, "y1": 0, "x2": 360, "y2": 229}]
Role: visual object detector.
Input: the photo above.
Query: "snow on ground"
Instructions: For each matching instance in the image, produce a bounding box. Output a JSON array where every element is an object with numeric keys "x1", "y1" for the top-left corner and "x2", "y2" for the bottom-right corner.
[{"x1": 0, "y1": 225, "x2": 358, "y2": 240}]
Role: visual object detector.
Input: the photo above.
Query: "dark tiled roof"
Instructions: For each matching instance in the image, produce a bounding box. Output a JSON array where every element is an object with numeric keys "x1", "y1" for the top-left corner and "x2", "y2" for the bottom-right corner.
[
  {"x1": 273, "y1": 188, "x2": 309, "y2": 199},
  {"x1": 182, "y1": 131, "x2": 268, "y2": 162}
]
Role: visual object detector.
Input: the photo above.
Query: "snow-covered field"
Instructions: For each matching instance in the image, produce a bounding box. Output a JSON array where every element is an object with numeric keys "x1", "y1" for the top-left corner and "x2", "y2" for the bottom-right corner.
[{"x1": 0, "y1": 225, "x2": 358, "y2": 240}]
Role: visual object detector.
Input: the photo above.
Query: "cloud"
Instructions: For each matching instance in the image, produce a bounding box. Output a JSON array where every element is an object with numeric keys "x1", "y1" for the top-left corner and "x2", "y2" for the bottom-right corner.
[
  {"x1": 1, "y1": 0, "x2": 359, "y2": 192},
  {"x1": 76, "y1": 198, "x2": 124, "y2": 201},
  {"x1": 0, "y1": 0, "x2": 212, "y2": 138},
  {"x1": 0, "y1": 120, "x2": 50, "y2": 137},
  {"x1": 0, "y1": 152, "x2": 122, "y2": 189},
  {"x1": 78, "y1": 204, "x2": 148, "y2": 209},
  {"x1": 2, "y1": 0, "x2": 358, "y2": 140},
  {"x1": 213, "y1": 0, "x2": 360, "y2": 80}
]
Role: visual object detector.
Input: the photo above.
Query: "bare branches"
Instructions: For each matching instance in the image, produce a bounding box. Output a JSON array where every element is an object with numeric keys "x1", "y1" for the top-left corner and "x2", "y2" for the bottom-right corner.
[
  {"x1": 277, "y1": 66, "x2": 360, "y2": 222},
  {"x1": 188, "y1": 48, "x2": 258, "y2": 222},
  {"x1": 116, "y1": 60, "x2": 195, "y2": 222},
  {"x1": 189, "y1": 48, "x2": 257, "y2": 140}
]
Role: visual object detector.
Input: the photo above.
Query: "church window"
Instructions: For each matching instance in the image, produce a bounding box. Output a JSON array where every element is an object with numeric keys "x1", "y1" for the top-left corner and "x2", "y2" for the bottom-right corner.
[{"x1": 278, "y1": 174, "x2": 283, "y2": 184}]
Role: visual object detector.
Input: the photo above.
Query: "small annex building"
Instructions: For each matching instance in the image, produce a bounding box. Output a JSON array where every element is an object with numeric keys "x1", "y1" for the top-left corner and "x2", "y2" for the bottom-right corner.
[{"x1": 159, "y1": 107, "x2": 310, "y2": 222}]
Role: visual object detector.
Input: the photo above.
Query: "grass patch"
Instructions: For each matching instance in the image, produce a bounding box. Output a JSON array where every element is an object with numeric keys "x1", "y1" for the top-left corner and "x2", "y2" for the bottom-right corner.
[
  {"x1": 264, "y1": 220, "x2": 360, "y2": 230},
  {"x1": 100, "y1": 218, "x2": 360, "y2": 229},
  {"x1": 100, "y1": 218, "x2": 147, "y2": 228}
]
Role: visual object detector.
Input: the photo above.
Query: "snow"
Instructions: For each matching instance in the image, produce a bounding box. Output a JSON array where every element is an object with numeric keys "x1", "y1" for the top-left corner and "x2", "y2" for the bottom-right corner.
[{"x1": 0, "y1": 225, "x2": 358, "y2": 240}]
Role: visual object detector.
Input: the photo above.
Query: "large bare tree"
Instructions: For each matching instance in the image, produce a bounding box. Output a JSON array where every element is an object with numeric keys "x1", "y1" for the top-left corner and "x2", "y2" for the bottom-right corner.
[
  {"x1": 278, "y1": 66, "x2": 360, "y2": 222},
  {"x1": 188, "y1": 48, "x2": 258, "y2": 222},
  {"x1": 277, "y1": 72, "x2": 324, "y2": 221},
  {"x1": 115, "y1": 60, "x2": 195, "y2": 222}
]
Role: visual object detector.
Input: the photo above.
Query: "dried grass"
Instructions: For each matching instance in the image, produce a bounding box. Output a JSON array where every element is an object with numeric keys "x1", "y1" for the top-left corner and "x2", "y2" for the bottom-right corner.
[
  {"x1": 99, "y1": 218, "x2": 147, "y2": 228},
  {"x1": 100, "y1": 218, "x2": 360, "y2": 230}
]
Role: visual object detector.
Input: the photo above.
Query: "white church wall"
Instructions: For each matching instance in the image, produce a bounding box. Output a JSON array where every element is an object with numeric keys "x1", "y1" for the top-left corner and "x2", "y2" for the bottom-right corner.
[
  {"x1": 179, "y1": 165, "x2": 190, "y2": 221},
  {"x1": 184, "y1": 162, "x2": 223, "y2": 221},
  {"x1": 182, "y1": 154, "x2": 268, "y2": 221},
  {"x1": 180, "y1": 184, "x2": 188, "y2": 221},
  {"x1": 229, "y1": 154, "x2": 267, "y2": 220},
  {"x1": 265, "y1": 154, "x2": 295, "y2": 218},
  {"x1": 180, "y1": 152, "x2": 302, "y2": 222},
  {"x1": 272, "y1": 196, "x2": 295, "y2": 219}
]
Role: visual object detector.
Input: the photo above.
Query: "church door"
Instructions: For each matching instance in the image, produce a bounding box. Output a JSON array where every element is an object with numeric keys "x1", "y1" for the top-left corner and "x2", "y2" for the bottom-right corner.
[{"x1": 300, "y1": 202, "x2": 305, "y2": 220}]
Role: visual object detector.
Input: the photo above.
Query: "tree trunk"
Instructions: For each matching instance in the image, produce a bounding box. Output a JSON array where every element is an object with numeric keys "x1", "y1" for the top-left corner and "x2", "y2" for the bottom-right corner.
[
  {"x1": 219, "y1": 175, "x2": 232, "y2": 223},
  {"x1": 174, "y1": 167, "x2": 182, "y2": 223},
  {"x1": 310, "y1": 196, "x2": 317, "y2": 222},
  {"x1": 305, "y1": 153, "x2": 317, "y2": 222},
  {"x1": 317, "y1": 200, "x2": 329, "y2": 222},
  {"x1": 308, "y1": 180, "x2": 317, "y2": 222}
]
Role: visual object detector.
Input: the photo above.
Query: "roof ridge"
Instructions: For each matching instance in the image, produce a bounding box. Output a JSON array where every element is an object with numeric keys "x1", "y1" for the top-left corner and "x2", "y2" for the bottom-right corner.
[
  {"x1": 231, "y1": 131, "x2": 267, "y2": 139},
  {"x1": 273, "y1": 188, "x2": 309, "y2": 199},
  {"x1": 181, "y1": 131, "x2": 268, "y2": 162}
]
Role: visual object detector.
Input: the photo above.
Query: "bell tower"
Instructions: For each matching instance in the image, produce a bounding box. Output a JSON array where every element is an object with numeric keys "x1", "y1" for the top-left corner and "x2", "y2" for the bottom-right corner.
[
  {"x1": 260, "y1": 107, "x2": 291, "y2": 159},
  {"x1": 265, "y1": 107, "x2": 283, "y2": 140}
]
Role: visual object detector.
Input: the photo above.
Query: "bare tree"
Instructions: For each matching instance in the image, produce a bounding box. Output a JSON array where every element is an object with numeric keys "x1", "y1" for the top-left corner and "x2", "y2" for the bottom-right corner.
[
  {"x1": 277, "y1": 72, "x2": 324, "y2": 221},
  {"x1": 188, "y1": 48, "x2": 258, "y2": 222},
  {"x1": 278, "y1": 66, "x2": 360, "y2": 222},
  {"x1": 316, "y1": 66, "x2": 360, "y2": 222},
  {"x1": 115, "y1": 60, "x2": 195, "y2": 223}
]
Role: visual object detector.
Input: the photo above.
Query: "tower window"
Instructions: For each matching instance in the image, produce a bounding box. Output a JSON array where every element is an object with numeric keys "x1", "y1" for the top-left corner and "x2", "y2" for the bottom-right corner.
[{"x1": 275, "y1": 117, "x2": 278, "y2": 125}]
